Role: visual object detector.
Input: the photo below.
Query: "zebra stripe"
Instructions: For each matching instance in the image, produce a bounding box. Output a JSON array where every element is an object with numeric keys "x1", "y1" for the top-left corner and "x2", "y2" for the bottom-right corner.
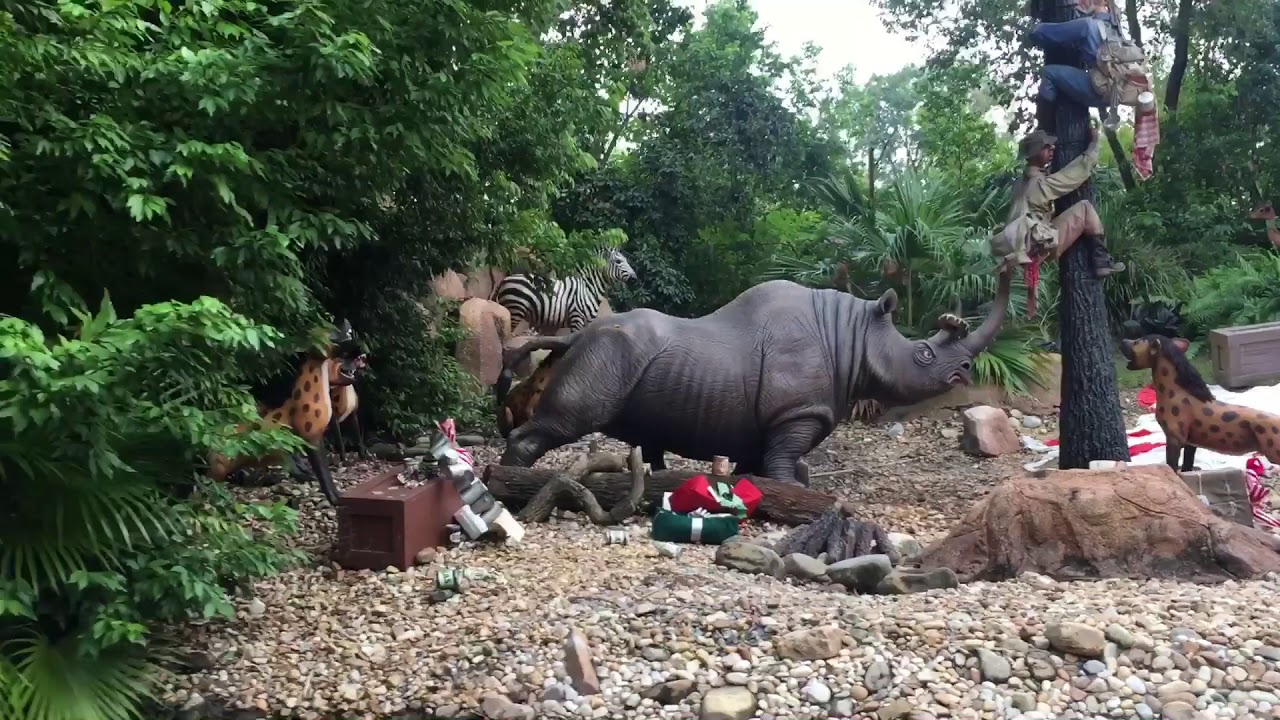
[{"x1": 492, "y1": 248, "x2": 636, "y2": 334}]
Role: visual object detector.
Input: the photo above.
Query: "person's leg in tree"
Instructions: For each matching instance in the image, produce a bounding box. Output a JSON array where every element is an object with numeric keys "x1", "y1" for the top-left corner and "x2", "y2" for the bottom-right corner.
[
  {"x1": 1051, "y1": 202, "x2": 1126, "y2": 277},
  {"x1": 1039, "y1": 66, "x2": 1109, "y2": 109},
  {"x1": 1030, "y1": 15, "x2": 1109, "y2": 59}
]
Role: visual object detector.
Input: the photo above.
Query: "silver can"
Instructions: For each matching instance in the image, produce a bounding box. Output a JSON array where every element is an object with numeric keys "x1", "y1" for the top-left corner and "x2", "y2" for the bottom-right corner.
[
  {"x1": 605, "y1": 528, "x2": 629, "y2": 545},
  {"x1": 458, "y1": 478, "x2": 487, "y2": 506},
  {"x1": 711, "y1": 455, "x2": 730, "y2": 477}
]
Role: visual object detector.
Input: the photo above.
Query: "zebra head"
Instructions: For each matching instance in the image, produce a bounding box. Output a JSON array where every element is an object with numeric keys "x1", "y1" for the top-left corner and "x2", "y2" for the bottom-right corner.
[{"x1": 602, "y1": 247, "x2": 637, "y2": 283}]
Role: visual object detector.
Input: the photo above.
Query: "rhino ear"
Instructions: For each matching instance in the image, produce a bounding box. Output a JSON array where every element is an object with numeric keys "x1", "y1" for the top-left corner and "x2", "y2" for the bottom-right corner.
[{"x1": 876, "y1": 289, "x2": 898, "y2": 317}]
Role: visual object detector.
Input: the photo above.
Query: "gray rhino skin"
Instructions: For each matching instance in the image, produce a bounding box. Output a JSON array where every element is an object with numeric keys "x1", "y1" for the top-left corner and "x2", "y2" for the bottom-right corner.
[{"x1": 500, "y1": 270, "x2": 1012, "y2": 483}]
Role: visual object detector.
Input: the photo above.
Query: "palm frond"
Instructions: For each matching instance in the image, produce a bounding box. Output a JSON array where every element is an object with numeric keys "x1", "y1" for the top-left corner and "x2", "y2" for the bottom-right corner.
[
  {"x1": 973, "y1": 324, "x2": 1056, "y2": 396},
  {"x1": 0, "y1": 438, "x2": 174, "y2": 593},
  {"x1": 5, "y1": 629, "x2": 155, "y2": 720}
]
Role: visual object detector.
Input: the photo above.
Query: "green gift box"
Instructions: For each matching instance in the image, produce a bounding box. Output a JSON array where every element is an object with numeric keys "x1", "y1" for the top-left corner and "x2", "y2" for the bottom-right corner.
[{"x1": 650, "y1": 508, "x2": 740, "y2": 545}]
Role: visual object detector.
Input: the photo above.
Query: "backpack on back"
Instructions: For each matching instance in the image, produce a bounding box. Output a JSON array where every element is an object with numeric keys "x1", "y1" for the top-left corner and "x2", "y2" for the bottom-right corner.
[{"x1": 1090, "y1": 25, "x2": 1153, "y2": 108}]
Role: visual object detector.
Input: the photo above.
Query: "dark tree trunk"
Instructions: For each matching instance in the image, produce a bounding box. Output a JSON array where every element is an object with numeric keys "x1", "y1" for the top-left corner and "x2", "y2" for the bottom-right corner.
[
  {"x1": 1124, "y1": 0, "x2": 1143, "y2": 49},
  {"x1": 1036, "y1": 0, "x2": 1131, "y2": 469},
  {"x1": 1164, "y1": 0, "x2": 1193, "y2": 113},
  {"x1": 1104, "y1": 127, "x2": 1136, "y2": 190}
]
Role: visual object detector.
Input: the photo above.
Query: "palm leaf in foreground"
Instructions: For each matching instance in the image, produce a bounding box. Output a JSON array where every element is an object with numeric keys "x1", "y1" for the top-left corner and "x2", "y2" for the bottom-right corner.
[{"x1": 5, "y1": 630, "x2": 155, "y2": 720}]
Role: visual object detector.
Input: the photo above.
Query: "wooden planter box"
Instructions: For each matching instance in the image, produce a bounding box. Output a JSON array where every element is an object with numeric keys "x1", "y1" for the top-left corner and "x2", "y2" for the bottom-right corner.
[
  {"x1": 334, "y1": 466, "x2": 463, "y2": 571},
  {"x1": 1209, "y1": 322, "x2": 1280, "y2": 389}
]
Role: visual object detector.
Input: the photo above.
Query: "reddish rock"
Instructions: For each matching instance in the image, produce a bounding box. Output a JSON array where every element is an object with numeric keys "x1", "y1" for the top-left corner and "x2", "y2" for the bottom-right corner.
[
  {"x1": 430, "y1": 270, "x2": 468, "y2": 300},
  {"x1": 921, "y1": 465, "x2": 1280, "y2": 583},
  {"x1": 960, "y1": 405, "x2": 1020, "y2": 457},
  {"x1": 464, "y1": 267, "x2": 505, "y2": 301},
  {"x1": 563, "y1": 628, "x2": 600, "y2": 695},
  {"x1": 456, "y1": 299, "x2": 511, "y2": 386}
]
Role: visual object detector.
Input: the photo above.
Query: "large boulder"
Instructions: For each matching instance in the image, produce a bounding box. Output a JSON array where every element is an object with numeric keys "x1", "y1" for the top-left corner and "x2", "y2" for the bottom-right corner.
[
  {"x1": 921, "y1": 464, "x2": 1280, "y2": 583},
  {"x1": 464, "y1": 267, "x2": 505, "y2": 302},
  {"x1": 430, "y1": 270, "x2": 469, "y2": 300},
  {"x1": 960, "y1": 405, "x2": 1020, "y2": 457},
  {"x1": 456, "y1": 299, "x2": 511, "y2": 386}
]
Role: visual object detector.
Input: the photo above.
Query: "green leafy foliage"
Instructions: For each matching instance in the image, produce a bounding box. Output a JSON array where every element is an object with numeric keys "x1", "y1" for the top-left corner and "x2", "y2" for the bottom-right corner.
[
  {"x1": 1, "y1": 297, "x2": 303, "y2": 720},
  {"x1": 556, "y1": 0, "x2": 839, "y2": 317},
  {"x1": 1184, "y1": 251, "x2": 1280, "y2": 335}
]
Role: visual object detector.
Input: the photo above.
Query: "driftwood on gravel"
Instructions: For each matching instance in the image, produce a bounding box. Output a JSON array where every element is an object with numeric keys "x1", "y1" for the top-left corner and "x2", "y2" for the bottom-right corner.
[
  {"x1": 516, "y1": 447, "x2": 647, "y2": 525},
  {"x1": 773, "y1": 505, "x2": 900, "y2": 565},
  {"x1": 484, "y1": 462, "x2": 851, "y2": 526}
]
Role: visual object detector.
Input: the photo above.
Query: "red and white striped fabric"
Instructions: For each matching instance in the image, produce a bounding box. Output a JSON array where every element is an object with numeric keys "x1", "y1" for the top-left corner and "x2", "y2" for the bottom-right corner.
[
  {"x1": 1133, "y1": 109, "x2": 1160, "y2": 180},
  {"x1": 436, "y1": 418, "x2": 475, "y2": 470},
  {"x1": 1246, "y1": 457, "x2": 1280, "y2": 530}
]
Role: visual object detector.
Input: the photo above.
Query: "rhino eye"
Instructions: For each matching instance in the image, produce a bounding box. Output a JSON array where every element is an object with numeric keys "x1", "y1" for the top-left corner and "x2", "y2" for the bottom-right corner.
[{"x1": 914, "y1": 344, "x2": 936, "y2": 365}]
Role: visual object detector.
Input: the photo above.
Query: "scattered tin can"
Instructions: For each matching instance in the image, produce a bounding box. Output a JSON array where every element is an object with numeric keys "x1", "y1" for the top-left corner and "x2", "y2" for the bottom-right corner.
[
  {"x1": 1137, "y1": 90, "x2": 1156, "y2": 115},
  {"x1": 455, "y1": 505, "x2": 489, "y2": 538},
  {"x1": 436, "y1": 568, "x2": 460, "y2": 591},
  {"x1": 479, "y1": 501, "x2": 506, "y2": 525},
  {"x1": 711, "y1": 455, "x2": 730, "y2": 477},
  {"x1": 458, "y1": 477, "x2": 487, "y2": 506},
  {"x1": 605, "y1": 528, "x2": 630, "y2": 545},
  {"x1": 652, "y1": 541, "x2": 682, "y2": 559}
]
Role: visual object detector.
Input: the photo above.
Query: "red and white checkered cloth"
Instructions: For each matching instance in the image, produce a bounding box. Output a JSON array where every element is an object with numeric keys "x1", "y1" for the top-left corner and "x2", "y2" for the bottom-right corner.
[
  {"x1": 1133, "y1": 108, "x2": 1160, "y2": 180},
  {"x1": 436, "y1": 418, "x2": 474, "y2": 470}
]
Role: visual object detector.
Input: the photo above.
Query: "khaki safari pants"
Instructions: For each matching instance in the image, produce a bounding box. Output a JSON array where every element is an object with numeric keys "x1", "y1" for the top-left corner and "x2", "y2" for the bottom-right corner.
[{"x1": 1049, "y1": 201, "x2": 1105, "y2": 260}]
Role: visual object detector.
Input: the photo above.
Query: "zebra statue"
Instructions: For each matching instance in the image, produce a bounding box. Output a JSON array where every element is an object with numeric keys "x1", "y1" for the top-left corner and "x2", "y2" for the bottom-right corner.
[{"x1": 491, "y1": 247, "x2": 637, "y2": 335}]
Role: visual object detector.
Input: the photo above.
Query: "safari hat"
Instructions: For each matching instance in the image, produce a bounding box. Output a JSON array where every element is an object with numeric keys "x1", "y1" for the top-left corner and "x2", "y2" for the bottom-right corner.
[{"x1": 1018, "y1": 129, "x2": 1058, "y2": 161}]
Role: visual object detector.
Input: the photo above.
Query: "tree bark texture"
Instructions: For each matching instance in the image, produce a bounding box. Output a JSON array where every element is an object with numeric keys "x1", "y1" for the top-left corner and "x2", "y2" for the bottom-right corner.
[
  {"x1": 1164, "y1": 0, "x2": 1193, "y2": 113},
  {"x1": 1036, "y1": 0, "x2": 1131, "y2": 469},
  {"x1": 1104, "y1": 127, "x2": 1136, "y2": 190},
  {"x1": 483, "y1": 465, "x2": 845, "y2": 527},
  {"x1": 1123, "y1": 0, "x2": 1143, "y2": 49}
]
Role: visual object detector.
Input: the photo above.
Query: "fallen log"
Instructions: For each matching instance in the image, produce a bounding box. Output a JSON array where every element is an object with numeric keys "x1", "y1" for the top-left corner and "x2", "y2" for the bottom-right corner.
[
  {"x1": 517, "y1": 447, "x2": 646, "y2": 525},
  {"x1": 483, "y1": 464, "x2": 848, "y2": 526}
]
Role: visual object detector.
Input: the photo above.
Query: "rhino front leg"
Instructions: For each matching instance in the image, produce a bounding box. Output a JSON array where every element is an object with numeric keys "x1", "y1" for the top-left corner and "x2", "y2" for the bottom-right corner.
[
  {"x1": 761, "y1": 418, "x2": 826, "y2": 485},
  {"x1": 642, "y1": 445, "x2": 667, "y2": 472}
]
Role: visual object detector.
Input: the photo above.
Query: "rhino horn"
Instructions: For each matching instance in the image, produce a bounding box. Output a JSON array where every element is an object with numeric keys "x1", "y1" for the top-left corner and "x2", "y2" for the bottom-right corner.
[
  {"x1": 959, "y1": 268, "x2": 1013, "y2": 355},
  {"x1": 875, "y1": 288, "x2": 898, "y2": 317}
]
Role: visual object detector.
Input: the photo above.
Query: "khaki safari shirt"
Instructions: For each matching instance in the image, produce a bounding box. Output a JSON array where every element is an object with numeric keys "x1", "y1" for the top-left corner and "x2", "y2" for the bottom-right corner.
[{"x1": 995, "y1": 140, "x2": 1099, "y2": 265}]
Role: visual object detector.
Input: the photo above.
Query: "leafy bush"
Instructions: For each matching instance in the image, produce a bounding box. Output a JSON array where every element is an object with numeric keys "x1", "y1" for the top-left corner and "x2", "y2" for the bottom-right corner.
[
  {"x1": 1092, "y1": 195, "x2": 1193, "y2": 329},
  {"x1": 1, "y1": 297, "x2": 305, "y2": 720},
  {"x1": 1121, "y1": 299, "x2": 1186, "y2": 339},
  {"x1": 1183, "y1": 250, "x2": 1280, "y2": 335}
]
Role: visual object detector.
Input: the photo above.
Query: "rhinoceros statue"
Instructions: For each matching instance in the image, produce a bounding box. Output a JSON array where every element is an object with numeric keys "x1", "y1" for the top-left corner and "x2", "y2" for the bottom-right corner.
[{"x1": 498, "y1": 270, "x2": 1012, "y2": 484}]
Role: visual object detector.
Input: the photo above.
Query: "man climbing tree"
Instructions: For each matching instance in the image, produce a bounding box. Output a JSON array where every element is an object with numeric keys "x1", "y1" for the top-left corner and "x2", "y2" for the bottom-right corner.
[
  {"x1": 994, "y1": 125, "x2": 1125, "y2": 318},
  {"x1": 1033, "y1": 0, "x2": 1130, "y2": 469}
]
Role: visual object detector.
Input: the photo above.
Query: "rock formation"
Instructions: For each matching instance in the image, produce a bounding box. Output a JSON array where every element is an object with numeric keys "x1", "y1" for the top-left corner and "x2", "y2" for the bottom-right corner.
[{"x1": 921, "y1": 464, "x2": 1280, "y2": 582}]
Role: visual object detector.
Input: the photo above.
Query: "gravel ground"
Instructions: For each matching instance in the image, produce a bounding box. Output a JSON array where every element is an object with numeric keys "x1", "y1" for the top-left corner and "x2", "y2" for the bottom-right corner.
[{"x1": 162, "y1": 398, "x2": 1280, "y2": 720}]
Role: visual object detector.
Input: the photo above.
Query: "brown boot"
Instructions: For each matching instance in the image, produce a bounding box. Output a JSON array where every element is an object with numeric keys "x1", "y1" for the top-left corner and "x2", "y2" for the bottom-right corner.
[{"x1": 1092, "y1": 240, "x2": 1126, "y2": 278}]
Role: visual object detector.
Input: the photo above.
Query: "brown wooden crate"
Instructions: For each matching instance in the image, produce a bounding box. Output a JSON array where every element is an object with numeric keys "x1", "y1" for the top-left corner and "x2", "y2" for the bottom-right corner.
[
  {"x1": 1209, "y1": 322, "x2": 1280, "y2": 388},
  {"x1": 334, "y1": 466, "x2": 463, "y2": 571}
]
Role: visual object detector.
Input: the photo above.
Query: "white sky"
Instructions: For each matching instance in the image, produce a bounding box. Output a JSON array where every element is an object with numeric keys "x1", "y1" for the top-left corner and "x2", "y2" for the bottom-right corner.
[{"x1": 683, "y1": 0, "x2": 925, "y2": 84}]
